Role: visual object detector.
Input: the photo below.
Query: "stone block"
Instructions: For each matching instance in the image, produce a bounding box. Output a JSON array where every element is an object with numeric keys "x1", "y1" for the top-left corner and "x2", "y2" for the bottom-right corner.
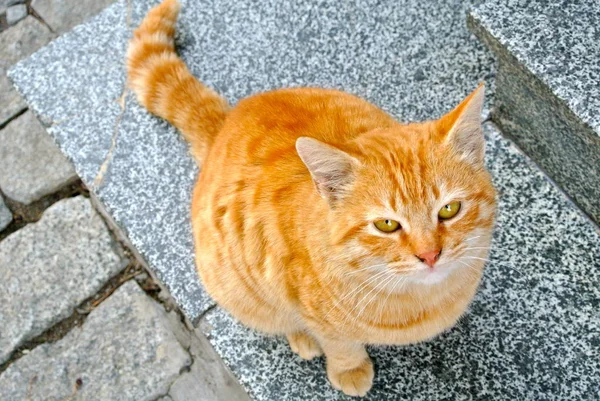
[
  {"x1": 168, "y1": 327, "x2": 250, "y2": 401},
  {"x1": 31, "y1": 0, "x2": 117, "y2": 35},
  {"x1": 6, "y1": 4, "x2": 26, "y2": 25},
  {"x1": 0, "y1": 196, "x2": 128, "y2": 363},
  {"x1": 0, "y1": 281, "x2": 191, "y2": 401},
  {"x1": 468, "y1": 1, "x2": 600, "y2": 223},
  {"x1": 0, "y1": 17, "x2": 54, "y2": 125},
  {"x1": 0, "y1": 111, "x2": 77, "y2": 205},
  {"x1": 0, "y1": 195, "x2": 11, "y2": 231}
]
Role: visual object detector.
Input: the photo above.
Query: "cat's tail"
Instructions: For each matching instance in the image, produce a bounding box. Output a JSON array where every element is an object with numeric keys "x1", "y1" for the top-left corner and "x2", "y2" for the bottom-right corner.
[{"x1": 127, "y1": 0, "x2": 230, "y2": 164}]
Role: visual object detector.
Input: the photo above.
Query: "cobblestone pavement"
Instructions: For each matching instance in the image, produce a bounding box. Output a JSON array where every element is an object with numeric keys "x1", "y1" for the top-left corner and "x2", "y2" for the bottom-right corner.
[{"x1": 0, "y1": 2, "x2": 248, "y2": 400}]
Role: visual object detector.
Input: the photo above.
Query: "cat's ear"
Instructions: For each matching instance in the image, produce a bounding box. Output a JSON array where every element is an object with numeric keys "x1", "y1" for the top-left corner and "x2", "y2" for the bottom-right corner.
[
  {"x1": 437, "y1": 84, "x2": 486, "y2": 166},
  {"x1": 296, "y1": 137, "x2": 359, "y2": 204}
]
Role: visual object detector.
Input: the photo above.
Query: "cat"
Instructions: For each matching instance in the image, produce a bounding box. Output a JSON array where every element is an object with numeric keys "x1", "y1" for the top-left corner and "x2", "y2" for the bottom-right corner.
[{"x1": 127, "y1": 0, "x2": 496, "y2": 396}]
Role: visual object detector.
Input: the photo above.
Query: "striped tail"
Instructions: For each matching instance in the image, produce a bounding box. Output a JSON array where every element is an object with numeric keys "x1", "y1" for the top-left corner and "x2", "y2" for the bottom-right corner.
[{"x1": 127, "y1": 0, "x2": 229, "y2": 164}]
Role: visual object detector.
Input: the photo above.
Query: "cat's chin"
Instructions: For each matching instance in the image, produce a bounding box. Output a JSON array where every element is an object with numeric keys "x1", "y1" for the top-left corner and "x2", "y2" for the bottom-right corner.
[{"x1": 405, "y1": 263, "x2": 458, "y2": 286}]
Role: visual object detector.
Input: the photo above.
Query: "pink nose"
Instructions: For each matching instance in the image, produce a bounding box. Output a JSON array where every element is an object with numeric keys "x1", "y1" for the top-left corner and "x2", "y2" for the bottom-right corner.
[{"x1": 416, "y1": 249, "x2": 441, "y2": 267}]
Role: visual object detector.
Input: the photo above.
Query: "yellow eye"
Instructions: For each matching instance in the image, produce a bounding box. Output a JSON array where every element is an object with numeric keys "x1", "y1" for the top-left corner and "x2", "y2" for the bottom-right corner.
[
  {"x1": 438, "y1": 201, "x2": 461, "y2": 220},
  {"x1": 374, "y1": 219, "x2": 401, "y2": 233}
]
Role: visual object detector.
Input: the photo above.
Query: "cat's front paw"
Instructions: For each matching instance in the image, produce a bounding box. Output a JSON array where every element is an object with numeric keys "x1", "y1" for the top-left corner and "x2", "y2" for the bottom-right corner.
[
  {"x1": 286, "y1": 332, "x2": 323, "y2": 360},
  {"x1": 327, "y1": 357, "x2": 374, "y2": 397}
]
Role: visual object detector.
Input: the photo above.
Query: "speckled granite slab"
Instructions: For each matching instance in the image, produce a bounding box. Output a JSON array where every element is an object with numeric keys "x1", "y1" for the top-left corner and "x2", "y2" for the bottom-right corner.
[
  {"x1": 202, "y1": 123, "x2": 600, "y2": 401},
  {"x1": 8, "y1": 0, "x2": 495, "y2": 322},
  {"x1": 468, "y1": 1, "x2": 600, "y2": 224}
]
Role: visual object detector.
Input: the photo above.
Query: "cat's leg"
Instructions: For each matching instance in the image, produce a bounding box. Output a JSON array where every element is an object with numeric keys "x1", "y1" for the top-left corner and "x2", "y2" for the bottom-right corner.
[
  {"x1": 286, "y1": 331, "x2": 323, "y2": 360},
  {"x1": 317, "y1": 336, "x2": 374, "y2": 397}
]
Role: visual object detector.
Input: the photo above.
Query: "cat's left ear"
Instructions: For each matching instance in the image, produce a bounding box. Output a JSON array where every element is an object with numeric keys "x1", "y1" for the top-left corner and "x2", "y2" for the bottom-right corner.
[{"x1": 437, "y1": 84, "x2": 485, "y2": 166}]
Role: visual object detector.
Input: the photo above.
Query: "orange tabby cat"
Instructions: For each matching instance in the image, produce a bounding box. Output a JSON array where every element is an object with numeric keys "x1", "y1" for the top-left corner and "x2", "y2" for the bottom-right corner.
[{"x1": 127, "y1": 0, "x2": 496, "y2": 396}]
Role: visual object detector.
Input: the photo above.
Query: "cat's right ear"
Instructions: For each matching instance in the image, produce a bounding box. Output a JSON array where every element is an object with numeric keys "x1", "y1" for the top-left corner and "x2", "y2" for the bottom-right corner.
[
  {"x1": 437, "y1": 84, "x2": 486, "y2": 166},
  {"x1": 296, "y1": 137, "x2": 359, "y2": 204}
]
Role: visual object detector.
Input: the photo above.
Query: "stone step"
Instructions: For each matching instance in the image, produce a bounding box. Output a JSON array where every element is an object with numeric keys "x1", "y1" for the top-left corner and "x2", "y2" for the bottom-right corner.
[
  {"x1": 467, "y1": 1, "x2": 600, "y2": 224},
  {"x1": 6, "y1": 0, "x2": 599, "y2": 399}
]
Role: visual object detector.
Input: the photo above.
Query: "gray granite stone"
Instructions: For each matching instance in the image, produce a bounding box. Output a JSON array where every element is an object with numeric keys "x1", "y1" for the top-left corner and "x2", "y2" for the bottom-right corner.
[
  {"x1": 0, "y1": 0, "x2": 8, "y2": 15},
  {"x1": 470, "y1": 0, "x2": 600, "y2": 134},
  {"x1": 168, "y1": 327, "x2": 250, "y2": 401},
  {"x1": 0, "y1": 281, "x2": 192, "y2": 401},
  {"x1": 31, "y1": 0, "x2": 117, "y2": 35},
  {"x1": 0, "y1": 196, "x2": 128, "y2": 364},
  {"x1": 7, "y1": 0, "x2": 27, "y2": 5},
  {"x1": 8, "y1": 0, "x2": 495, "y2": 323},
  {"x1": 0, "y1": 17, "x2": 54, "y2": 125},
  {"x1": 0, "y1": 195, "x2": 11, "y2": 231},
  {"x1": 47, "y1": 94, "x2": 211, "y2": 319},
  {"x1": 6, "y1": 4, "x2": 26, "y2": 25},
  {"x1": 202, "y1": 124, "x2": 600, "y2": 400},
  {"x1": 468, "y1": 1, "x2": 600, "y2": 224},
  {"x1": 0, "y1": 110, "x2": 78, "y2": 204}
]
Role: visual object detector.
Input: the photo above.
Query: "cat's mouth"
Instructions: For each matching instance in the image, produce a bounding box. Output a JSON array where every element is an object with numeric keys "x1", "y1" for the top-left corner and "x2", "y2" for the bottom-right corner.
[
  {"x1": 402, "y1": 255, "x2": 462, "y2": 285},
  {"x1": 406, "y1": 264, "x2": 455, "y2": 285}
]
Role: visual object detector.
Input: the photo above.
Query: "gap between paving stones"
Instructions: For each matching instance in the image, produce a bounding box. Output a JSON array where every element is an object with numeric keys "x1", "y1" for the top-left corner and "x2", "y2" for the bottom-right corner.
[
  {"x1": 0, "y1": 179, "x2": 86, "y2": 240},
  {"x1": 0, "y1": 180, "x2": 186, "y2": 375},
  {"x1": 0, "y1": 260, "x2": 138, "y2": 374},
  {"x1": 0, "y1": 106, "x2": 26, "y2": 130},
  {"x1": 0, "y1": 243, "x2": 192, "y2": 378}
]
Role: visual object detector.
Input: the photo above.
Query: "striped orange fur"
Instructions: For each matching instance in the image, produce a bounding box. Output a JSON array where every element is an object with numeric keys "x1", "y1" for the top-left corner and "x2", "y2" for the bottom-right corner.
[{"x1": 128, "y1": 0, "x2": 496, "y2": 396}]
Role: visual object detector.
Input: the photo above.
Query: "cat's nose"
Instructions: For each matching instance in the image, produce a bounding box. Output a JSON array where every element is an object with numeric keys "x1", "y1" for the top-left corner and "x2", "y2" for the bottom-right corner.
[{"x1": 416, "y1": 249, "x2": 441, "y2": 267}]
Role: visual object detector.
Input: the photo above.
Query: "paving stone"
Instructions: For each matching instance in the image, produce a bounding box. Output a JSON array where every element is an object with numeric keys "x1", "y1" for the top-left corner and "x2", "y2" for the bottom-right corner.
[
  {"x1": 6, "y1": 4, "x2": 26, "y2": 25},
  {"x1": 0, "y1": 0, "x2": 8, "y2": 15},
  {"x1": 168, "y1": 327, "x2": 250, "y2": 401},
  {"x1": 0, "y1": 110, "x2": 77, "y2": 204},
  {"x1": 7, "y1": 0, "x2": 27, "y2": 5},
  {"x1": 203, "y1": 124, "x2": 600, "y2": 400},
  {"x1": 0, "y1": 196, "x2": 128, "y2": 364},
  {"x1": 0, "y1": 281, "x2": 192, "y2": 401},
  {"x1": 0, "y1": 17, "x2": 54, "y2": 125},
  {"x1": 31, "y1": 0, "x2": 117, "y2": 35},
  {"x1": 0, "y1": 195, "x2": 11, "y2": 231},
  {"x1": 8, "y1": 0, "x2": 496, "y2": 323}
]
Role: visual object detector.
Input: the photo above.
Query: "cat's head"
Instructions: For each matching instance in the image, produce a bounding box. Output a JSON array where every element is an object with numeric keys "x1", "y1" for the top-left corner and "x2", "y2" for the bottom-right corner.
[{"x1": 296, "y1": 85, "x2": 496, "y2": 287}]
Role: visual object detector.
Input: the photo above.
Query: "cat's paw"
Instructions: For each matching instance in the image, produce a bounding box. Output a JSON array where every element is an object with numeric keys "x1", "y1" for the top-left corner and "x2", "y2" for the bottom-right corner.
[
  {"x1": 286, "y1": 332, "x2": 323, "y2": 360},
  {"x1": 327, "y1": 357, "x2": 374, "y2": 397}
]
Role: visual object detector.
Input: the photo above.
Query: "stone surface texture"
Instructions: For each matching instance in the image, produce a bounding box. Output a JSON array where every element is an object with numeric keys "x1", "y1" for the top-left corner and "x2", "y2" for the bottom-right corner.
[
  {"x1": 168, "y1": 327, "x2": 250, "y2": 401},
  {"x1": 8, "y1": 0, "x2": 600, "y2": 399},
  {"x1": 468, "y1": 1, "x2": 600, "y2": 224},
  {"x1": 0, "y1": 111, "x2": 78, "y2": 204},
  {"x1": 471, "y1": 0, "x2": 600, "y2": 134},
  {"x1": 0, "y1": 17, "x2": 54, "y2": 125},
  {"x1": 203, "y1": 123, "x2": 600, "y2": 400},
  {"x1": 0, "y1": 281, "x2": 192, "y2": 401},
  {"x1": 0, "y1": 195, "x2": 11, "y2": 231},
  {"x1": 6, "y1": 4, "x2": 26, "y2": 25},
  {"x1": 0, "y1": 196, "x2": 128, "y2": 364},
  {"x1": 31, "y1": 0, "x2": 117, "y2": 35},
  {"x1": 9, "y1": 0, "x2": 495, "y2": 323}
]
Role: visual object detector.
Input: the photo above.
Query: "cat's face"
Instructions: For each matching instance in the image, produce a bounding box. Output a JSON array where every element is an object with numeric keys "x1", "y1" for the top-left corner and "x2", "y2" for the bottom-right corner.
[
  {"x1": 297, "y1": 86, "x2": 496, "y2": 288},
  {"x1": 331, "y1": 127, "x2": 496, "y2": 287}
]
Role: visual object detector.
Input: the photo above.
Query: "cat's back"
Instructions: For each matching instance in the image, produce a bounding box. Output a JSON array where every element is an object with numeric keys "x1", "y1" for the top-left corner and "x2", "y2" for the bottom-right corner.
[{"x1": 208, "y1": 87, "x2": 398, "y2": 170}]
